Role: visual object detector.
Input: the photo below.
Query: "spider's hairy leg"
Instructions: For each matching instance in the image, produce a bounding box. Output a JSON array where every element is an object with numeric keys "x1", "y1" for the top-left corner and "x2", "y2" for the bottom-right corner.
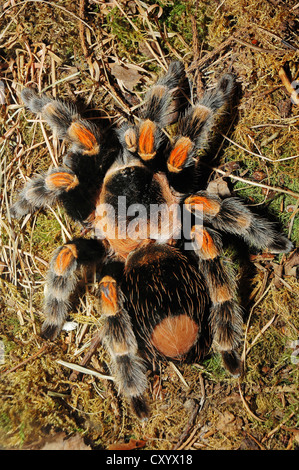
[
  {"x1": 191, "y1": 225, "x2": 243, "y2": 376},
  {"x1": 21, "y1": 88, "x2": 101, "y2": 156},
  {"x1": 167, "y1": 74, "x2": 235, "y2": 175},
  {"x1": 185, "y1": 191, "x2": 293, "y2": 253},
  {"x1": 211, "y1": 197, "x2": 293, "y2": 253},
  {"x1": 99, "y1": 261, "x2": 149, "y2": 419},
  {"x1": 42, "y1": 238, "x2": 105, "y2": 340},
  {"x1": 140, "y1": 60, "x2": 189, "y2": 127},
  {"x1": 118, "y1": 61, "x2": 189, "y2": 163},
  {"x1": 10, "y1": 167, "x2": 79, "y2": 219}
]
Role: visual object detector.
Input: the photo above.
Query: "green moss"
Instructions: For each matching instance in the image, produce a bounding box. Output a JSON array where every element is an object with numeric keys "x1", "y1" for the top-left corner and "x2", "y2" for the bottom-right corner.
[
  {"x1": 105, "y1": 7, "x2": 144, "y2": 62},
  {"x1": 201, "y1": 353, "x2": 231, "y2": 382},
  {"x1": 156, "y1": 0, "x2": 210, "y2": 46},
  {"x1": 0, "y1": 413, "x2": 12, "y2": 433},
  {"x1": 105, "y1": 1, "x2": 211, "y2": 62},
  {"x1": 29, "y1": 212, "x2": 70, "y2": 259}
]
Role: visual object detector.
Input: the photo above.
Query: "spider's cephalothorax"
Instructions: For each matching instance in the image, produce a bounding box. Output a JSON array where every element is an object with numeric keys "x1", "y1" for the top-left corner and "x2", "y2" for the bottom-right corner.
[{"x1": 11, "y1": 61, "x2": 293, "y2": 419}]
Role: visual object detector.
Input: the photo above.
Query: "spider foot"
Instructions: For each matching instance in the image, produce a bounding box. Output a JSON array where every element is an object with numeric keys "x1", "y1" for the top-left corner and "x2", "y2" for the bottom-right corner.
[
  {"x1": 41, "y1": 316, "x2": 66, "y2": 341},
  {"x1": 118, "y1": 61, "x2": 189, "y2": 165},
  {"x1": 130, "y1": 395, "x2": 149, "y2": 421},
  {"x1": 221, "y1": 350, "x2": 243, "y2": 377},
  {"x1": 167, "y1": 73, "x2": 235, "y2": 175},
  {"x1": 10, "y1": 168, "x2": 80, "y2": 219}
]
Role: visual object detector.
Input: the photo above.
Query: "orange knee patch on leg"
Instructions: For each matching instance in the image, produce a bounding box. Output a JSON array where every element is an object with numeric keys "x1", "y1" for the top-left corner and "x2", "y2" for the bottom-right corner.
[
  {"x1": 138, "y1": 119, "x2": 156, "y2": 160},
  {"x1": 99, "y1": 276, "x2": 118, "y2": 316},
  {"x1": 54, "y1": 244, "x2": 78, "y2": 276},
  {"x1": 45, "y1": 171, "x2": 79, "y2": 192},
  {"x1": 185, "y1": 195, "x2": 220, "y2": 217},
  {"x1": 167, "y1": 137, "x2": 193, "y2": 173},
  {"x1": 68, "y1": 122, "x2": 99, "y2": 154},
  {"x1": 191, "y1": 226, "x2": 220, "y2": 260},
  {"x1": 151, "y1": 314, "x2": 198, "y2": 358}
]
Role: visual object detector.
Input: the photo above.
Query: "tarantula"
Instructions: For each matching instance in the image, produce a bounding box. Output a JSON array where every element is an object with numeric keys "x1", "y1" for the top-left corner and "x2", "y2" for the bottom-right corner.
[{"x1": 11, "y1": 61, "x2": 292, "y2": 419}]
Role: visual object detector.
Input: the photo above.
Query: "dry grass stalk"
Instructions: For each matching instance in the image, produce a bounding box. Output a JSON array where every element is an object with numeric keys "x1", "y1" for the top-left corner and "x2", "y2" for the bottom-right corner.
[
  {"x1": 56, "y1": 359, "x2": 114, "y2": 382},
  {"x1": 1, "y1": 344, "x2": 49, "y2": 378}
]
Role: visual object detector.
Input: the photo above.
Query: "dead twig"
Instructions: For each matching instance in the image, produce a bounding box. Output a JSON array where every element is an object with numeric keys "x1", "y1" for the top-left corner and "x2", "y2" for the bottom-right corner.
[
  {"x1": 173, "y1": 399, "x2": 201, "y2": 450},
  {"x1": 234, "y1": 38, "x2": 287, "y2": 54},
  {"x1": 78, "y1": 0, "x2": 97, "y2": 82},
  {"x1": 241, "y1": 282, "x2": 273, "y2": 364},
  {"x1": 190, "y1": 13, "x2": 204, "y2": 98},
  {"x1": 251, "y1": 23, "x2": 298, "y2": 51},
  {"x1": 261, "y1": 411, "x2": 296, "y2": 443},
  {"x1": 188, "y1": 35, "x2": 234, "y2": 72},
  {"x1": 0, "y1": 0, "x2": 93, "y2": 34},
  {"x1": 173, "y1": 374, "x2": 206, "y2": 450},
  {"x1": 246, "y1": 432, "x2": 267, "y2": 450},
  {"x1": 134, "y1": 0, "x2": 168, "y2": 69},
  {"x1": 69, "y1": 330, "x2": 103, "y2": 382},
  {"x1": 244, "y1": 314, "x2": 276, "y2": 359},
  {"x1": 1, "y1": 344, "x2": 49, "y2": 378},
  {"x1": 57, "y1": 359, "x2": 113, "y2": 382},
  {"x1": 113, "y1": 0, "x2": 167, "y2": 71},
  {"x1": 238, "y1": 381, "x2": 264, "y2": 423},
  {"x1": 78, "y1": 0, "x2": 90, "y2": 61},
  {"x1": 221, "y1": 134, "x2": 299, "y2": 163}
]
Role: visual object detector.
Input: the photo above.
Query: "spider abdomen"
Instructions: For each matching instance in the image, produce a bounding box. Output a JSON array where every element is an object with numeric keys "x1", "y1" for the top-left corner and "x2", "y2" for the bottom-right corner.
[{"x1": 123, "y1": 243, "x2": 210, "y2": 361}]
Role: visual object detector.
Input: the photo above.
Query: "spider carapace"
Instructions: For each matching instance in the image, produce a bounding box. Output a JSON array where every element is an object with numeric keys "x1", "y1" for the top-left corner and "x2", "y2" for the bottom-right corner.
[{"x1": 11, "y1": 62, "x2": 292, "y2": 418}]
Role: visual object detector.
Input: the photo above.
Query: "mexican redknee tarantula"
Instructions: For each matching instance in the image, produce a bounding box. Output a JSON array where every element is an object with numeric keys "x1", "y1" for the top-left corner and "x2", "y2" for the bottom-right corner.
[{"x1": 11, "y1": 61, "x2": 292, "y2": 418}]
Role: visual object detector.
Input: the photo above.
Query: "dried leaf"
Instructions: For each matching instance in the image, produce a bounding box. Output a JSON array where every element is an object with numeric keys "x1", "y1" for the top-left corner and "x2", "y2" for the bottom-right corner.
[
  {"x1": 284, "y1": 249, "x2": 299, "y2": 278},
  {"x1": 108, "y1": 439, "x2": 147, "y2": 451},
  {"x1": 40, "y1": 433, "x2": 91, "y2": 450},
  {"x1": 206, "y1": 177, "x2": 231, "y2": 197},
  {"x1": 252, "y1": 170, "x2": 266, "y2": 181},
  {"x1": 147, "y1": 4, "x2": 163, "y2": 18},
  {"x1": 219, "y1": 161, "x2": 240, "y2": 173},
  {"x1": 239, "y1": 435, "x2": 261, "y2": 450},
  {"x1": 272, "y1": 262, "x2": 284, "y2": 289},
  {"x1": 261, "y1": 131, "x2": 280, "y2": 147},
  {"x1": 215, "y1": 411, "x2": 243, "y2": 432},
  {"x1": 110, "y1": 63, "x2": 142, "y2": 91},
  {"x1": 286, "y1": 205, "x2": 296, "y2": 213},
  {"x1": 250, "y1": 253, "x2": 275, "y2": 262}
]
